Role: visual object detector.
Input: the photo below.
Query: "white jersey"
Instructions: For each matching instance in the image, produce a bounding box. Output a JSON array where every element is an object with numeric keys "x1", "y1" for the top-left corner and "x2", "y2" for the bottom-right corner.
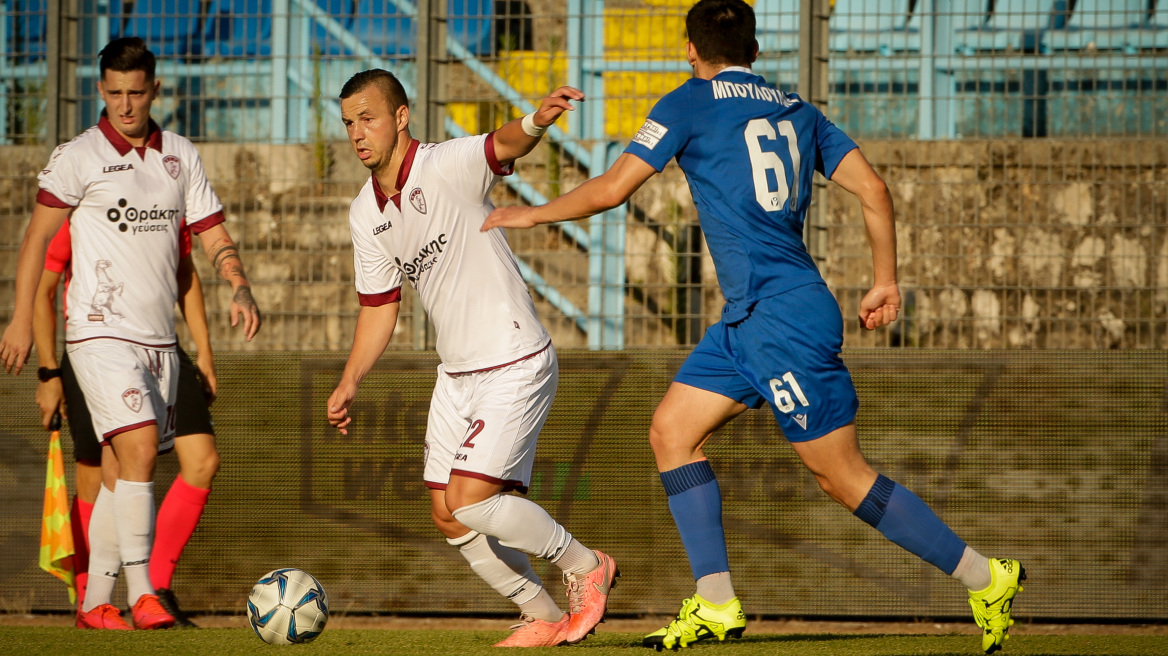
[
  {"x1": 37, "y1": 115, "x2": 225, "y2": 347},
  {"x1": 348, "y1": 133, "x2": 550, "y2": 373}
]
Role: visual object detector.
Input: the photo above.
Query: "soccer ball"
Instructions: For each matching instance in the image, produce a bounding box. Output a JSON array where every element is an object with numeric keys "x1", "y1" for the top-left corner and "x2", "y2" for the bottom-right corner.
[{"x1": 246, "y1": 568, "x2": 329, "y2": 644}]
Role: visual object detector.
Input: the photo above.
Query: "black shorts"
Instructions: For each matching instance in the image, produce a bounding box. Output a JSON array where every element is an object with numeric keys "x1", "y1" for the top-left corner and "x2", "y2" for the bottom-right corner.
[{"x1": 63, "y1": 346, "x2": 215, "y2": 463}]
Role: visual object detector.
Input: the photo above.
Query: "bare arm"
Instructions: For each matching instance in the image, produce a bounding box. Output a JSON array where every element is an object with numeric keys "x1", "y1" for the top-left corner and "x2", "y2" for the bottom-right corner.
[
  {"x1": 33, "y1": 268, "x2": 65, "y2": 429},
  {"x1": 829, "y1": 148, "x2": 900, "y2": 331},
  {"x1": 482, "y1": 152, "x2": 658, "y2": 231},
  {"x1": 195, "y1": 223, "x2": 261, "y2": 340},
  {"x1": 177, "y1": 255, "x2": 217, "y2": 403},
  {"x1": 491, "y1": 86, "x2": 585, "y2": 166},
  {"x1": 0, "y1": 203, "x2": 71, "y2": 374},
  {"x1": 327, "y1": 302, "x2": 400, "y2": 435}
]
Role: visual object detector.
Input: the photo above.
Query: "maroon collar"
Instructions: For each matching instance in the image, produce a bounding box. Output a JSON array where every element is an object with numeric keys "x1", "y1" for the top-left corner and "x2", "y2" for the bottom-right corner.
[
  {"x1": 98, "y1": 113, "x2": 163, "y2": 157},
  {"x1": 372, "y1": 139, "x2": 420, "y2": 213}
]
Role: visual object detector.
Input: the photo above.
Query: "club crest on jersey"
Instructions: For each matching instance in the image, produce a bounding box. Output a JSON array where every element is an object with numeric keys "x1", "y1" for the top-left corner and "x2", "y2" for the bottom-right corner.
[
  {"x1": 162, "y1": 154, "x2": 181, "y2": 179},
  {"x1": 122, "y1": 388, "x2": 143, "y2": 413},
  {"x1": 409, "y1": 187, "x2": 427, "y2": 214}
]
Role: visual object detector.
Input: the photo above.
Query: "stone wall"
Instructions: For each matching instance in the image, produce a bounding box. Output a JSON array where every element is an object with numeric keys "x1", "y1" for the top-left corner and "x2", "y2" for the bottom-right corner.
[{"x1": 2, "y1": 139, "x2": 1165, "y2": 351}]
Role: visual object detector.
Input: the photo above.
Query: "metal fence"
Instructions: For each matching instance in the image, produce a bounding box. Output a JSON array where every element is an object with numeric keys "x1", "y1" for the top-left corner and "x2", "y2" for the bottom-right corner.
[{"x1": 1, "y1": 0, "x2": 1166, "y2": 350}]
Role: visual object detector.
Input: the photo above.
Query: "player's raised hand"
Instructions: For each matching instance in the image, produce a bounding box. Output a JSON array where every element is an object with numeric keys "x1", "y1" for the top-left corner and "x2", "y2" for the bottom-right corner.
[
  {"x1": 230, "y1": 284, "x2": 262, "y2": 341},
  {"x1": 0, "y1": 321, "x2": 33, "y2": 375},
  {"x1": 482, "y1": 205, "x2": 541, "y2": 232},
  {"x1": 327, "y1": 379, "x2": 359, "y2": 436},
  {"x1": 858, "y1": 282, "x2": 901, "y2": 331},
  {"x1": 533, "y1": 86, "x2": 585, "y2": 128}
]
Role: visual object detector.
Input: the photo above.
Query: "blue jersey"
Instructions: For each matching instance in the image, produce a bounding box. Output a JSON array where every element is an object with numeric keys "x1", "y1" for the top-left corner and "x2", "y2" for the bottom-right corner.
[{"x1": 625, "y1": 67, "x2": 857, "y2": 323}]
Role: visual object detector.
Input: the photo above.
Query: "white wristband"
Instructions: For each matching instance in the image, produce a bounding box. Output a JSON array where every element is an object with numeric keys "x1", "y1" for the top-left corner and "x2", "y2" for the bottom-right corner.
[{"x1": 521, "y1": 112, "x2": 547, "y2": 138}]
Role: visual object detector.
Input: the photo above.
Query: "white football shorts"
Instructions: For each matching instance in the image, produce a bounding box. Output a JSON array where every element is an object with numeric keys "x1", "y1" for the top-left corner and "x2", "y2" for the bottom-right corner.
[
  {"x1": 423, "y1": 344, "x2": 557, "y2": 494},
  {"x1": 65, "y1": 339, "x2": 178, "y2": 452}
]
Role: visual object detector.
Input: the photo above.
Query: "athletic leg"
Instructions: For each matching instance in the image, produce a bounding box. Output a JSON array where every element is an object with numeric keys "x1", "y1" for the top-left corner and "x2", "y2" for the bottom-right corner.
[
  {"x1": 152, "y1": 432, "x2": 217, "y2": 591},
  {"x1": 643, "y1": 382, "x2": 749, "y2": 650},
  {"x1": 429, "y1": 489, "x2": 562, "y2": 621},
  {"x1": 71, "y1": 460, "x2": 101, "y2": 605}
]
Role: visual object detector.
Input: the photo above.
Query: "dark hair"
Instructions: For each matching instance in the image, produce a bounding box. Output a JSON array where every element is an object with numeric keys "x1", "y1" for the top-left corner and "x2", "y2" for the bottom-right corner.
[
  {"x1": 99, "y1": 37, "x2": 156, "y2": 81},
  {"x1": 686, "y1": 0, "x2": 757, "y2": 66},
  {"x1": 339, "y1": 69, "x2": 409, "y2": 110}
]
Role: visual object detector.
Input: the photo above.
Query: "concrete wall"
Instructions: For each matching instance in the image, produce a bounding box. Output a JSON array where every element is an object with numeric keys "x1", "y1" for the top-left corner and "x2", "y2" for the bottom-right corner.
[{"x1": 2, "y1": 139, "x2": 1165, "y2": 351}]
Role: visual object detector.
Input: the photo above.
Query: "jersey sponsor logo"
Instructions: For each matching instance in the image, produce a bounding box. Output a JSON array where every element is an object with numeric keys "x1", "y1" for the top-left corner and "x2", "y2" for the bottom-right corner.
[
  {"x1": 394, "y1": 233, "x2": 448, "y2": 284},
  {"x1": 373, "y1": 220, "x2": 392, "y2": 236},
  {"x1": 408, "y1": 187, "x2": 427, "y2": 214},
  {"x1": 103, "y1": 163, "x2": 134, "y2": 173},
  {"x1": 162, "y1": 154, "x2": 181, "y2": 179},
  {"x1": 632, "y1": 119, "x2": 668, "y2": 150},
  {"x1": 105, "y1": 197, "x2": 181, "y2": 234},
  {"x1": 710, "y1": 79, "x2": 798, "y2": 106},
  {"x1": 122, "y1": 387, "x2": 143, "y2": 413}
]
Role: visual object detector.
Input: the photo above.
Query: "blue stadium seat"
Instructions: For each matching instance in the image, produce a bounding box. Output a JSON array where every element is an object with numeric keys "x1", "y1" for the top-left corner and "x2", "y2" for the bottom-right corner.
[
  {"x1": 4, "y1": 0, "x2": 47, "y2": 63},
  {"x1": 829, "y1": 0, "x2": 917, "y2": 54},
  {"x1": 352, "y1": 0, "x2": 492, "y2": 56},
  {"x1": 205, "y1": 0, "x2": 273, "y2": 58},
  {"x1": 754, "y1": 0, "x2": 800, "y2": 54},
  {"x1": 111, "y1": 0, "x2": 205, "y2": 57},
  {"x1": 1047, "y1": 0, "x2": 1148, "y2": 51},
  {"x1": 312, "y1": 0, "x2": 355, "y2": 56},
  {"x1": 955, "y1": 0, "x2": 1056, "y2": 52},
  {"x1": 1125, "y1": 0, "x2": 1168, "y2": 50}
]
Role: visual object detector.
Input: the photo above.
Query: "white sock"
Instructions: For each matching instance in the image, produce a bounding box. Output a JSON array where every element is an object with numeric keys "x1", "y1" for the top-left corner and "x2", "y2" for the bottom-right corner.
[
  {"x1": 952, "y1": 546, "x2": 992, "y2": 591},
  {"x1": 113, "y1": 479, "x2": 156, "y2": 605},
  {"x1": 452, "y1": 494, "x2": 598, "y2": 575},
  {"x1": 82, "y1": 484, "x2": 120, "y2": 613},
  {"x1": 696, "y1": 571, "x2": 737, "y2": 605},
  {"x1": 449, "y1": 531, "x2": 550, "y2": 605}
]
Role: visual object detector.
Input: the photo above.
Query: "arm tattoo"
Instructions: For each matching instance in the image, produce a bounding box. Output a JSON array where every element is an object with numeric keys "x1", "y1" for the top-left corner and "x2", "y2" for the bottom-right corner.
[
  {"x1": 211, "y1": 244, "x2": 241, "y2": 274},
  {"x1": 233, "y1": 285, "x2": 257, "y2": 310}
]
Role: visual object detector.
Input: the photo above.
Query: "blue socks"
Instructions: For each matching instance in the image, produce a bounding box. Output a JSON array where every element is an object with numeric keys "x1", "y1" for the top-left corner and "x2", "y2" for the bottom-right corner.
[
  {"x1": 660, "y1": 460, "x2": 730, "y2": 580},
  {"x1": 854, "y1": 474, "x2": 966, "y2": 575}
]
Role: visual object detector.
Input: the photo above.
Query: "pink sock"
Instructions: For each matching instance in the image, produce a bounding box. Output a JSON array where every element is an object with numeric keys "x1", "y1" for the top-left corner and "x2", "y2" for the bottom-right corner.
[
  {"x1": 71, "y1": 496, "x2": 93, "y2": 605},
  {"x1": 149, "y1": 475, "x2": 211, "y2": 590}
]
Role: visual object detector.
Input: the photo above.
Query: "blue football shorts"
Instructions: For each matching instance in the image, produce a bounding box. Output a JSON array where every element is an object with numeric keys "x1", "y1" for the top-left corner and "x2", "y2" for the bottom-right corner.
[{"x1": 674, "y1": 282, "x2": 859, "y2": 442}]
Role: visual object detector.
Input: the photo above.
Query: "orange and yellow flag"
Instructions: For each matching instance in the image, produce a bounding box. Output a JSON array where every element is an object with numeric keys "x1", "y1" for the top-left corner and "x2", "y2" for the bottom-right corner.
[{"x1": 39, "y1": 430, "x2": 76, "y2": 603}]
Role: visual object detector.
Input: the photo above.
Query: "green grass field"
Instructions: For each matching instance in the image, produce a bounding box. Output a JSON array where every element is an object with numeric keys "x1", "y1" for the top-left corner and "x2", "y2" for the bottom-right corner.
[{"x1": 1, "y1": 627, "x2": 1165, "y2": 656}]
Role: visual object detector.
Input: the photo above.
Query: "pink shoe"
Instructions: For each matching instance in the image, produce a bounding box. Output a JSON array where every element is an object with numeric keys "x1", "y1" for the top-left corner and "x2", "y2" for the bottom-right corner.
[
  {"x1": 76, "y1": 603, "x2": 133, "y2": 630},
  {"x1": 131, "y1": 593, "x2": 175, "y2": 630},
  {"x1": 493, "y1": 613, "x2": 570, "y2": 647},
  {"x1": 563, "y1": 550, "x2": 619, "y2": 643}
]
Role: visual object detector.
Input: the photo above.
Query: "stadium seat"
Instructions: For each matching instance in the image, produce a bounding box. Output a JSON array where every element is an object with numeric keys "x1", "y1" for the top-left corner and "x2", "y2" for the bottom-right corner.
[
  {"x1": 829, "y1": 0, "x2": 917, "y2": 54},
  {"x1": 754, "y1": 0, "x2": 800, "y2": 54},
  {"x1": 311, "y1": 0, "x2": 355, "y2": 57},
  {"x1": 205, "y1": 0, "x2": 272, "y2": 58},
  {"x1": 954, "y1": 0, "x2": 1056, "y2": 52},
  {"x1": 1124, "y1": 0, "x2": 1168, "y2": 50},
  {"x1": 111, "y1": 0, "x2": 205, "y2": 57},
  {"x1": 1046, "y1": 0, "x2": 1148, "y2": 52},
  {"x1": 4, "y1": 0, "x2": 47, "y2": 63},
  {"x1": 352, "y1": 0, "x2": 493, "y2": 57}
]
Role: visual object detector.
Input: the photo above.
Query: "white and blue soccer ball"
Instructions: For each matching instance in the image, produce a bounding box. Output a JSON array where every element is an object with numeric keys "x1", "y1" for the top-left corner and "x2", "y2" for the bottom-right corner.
[{"x1": 246, "y1": 568, "x2": 329, "y2": 644}]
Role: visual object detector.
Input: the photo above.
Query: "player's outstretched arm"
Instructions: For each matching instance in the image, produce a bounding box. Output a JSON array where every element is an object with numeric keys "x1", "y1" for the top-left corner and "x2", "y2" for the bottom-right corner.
[
  {"x1": 329, "y1": 302, "x2": 400, "y2": 436},
  {"x1": 830, "y1": 149, "x2": 900, "y2": 331},
  {"x1": 177, "y1": 255, "x2": 217, "y2": 403},
  {"x1": 195, "y1": 223, "x2": 262, "y2": 341},
  {"x1": 482, "y1": 152, "x2": 657, "y2": 231},
  {"x1": 33, "y1": 268, "x2": 65, "y2": 429},
  {"x1": 491, "y1": 86, "x2": 584, "y2": 166},
  {"x1": 0, "y1": 203, "x2": 70, "y2": 375}
]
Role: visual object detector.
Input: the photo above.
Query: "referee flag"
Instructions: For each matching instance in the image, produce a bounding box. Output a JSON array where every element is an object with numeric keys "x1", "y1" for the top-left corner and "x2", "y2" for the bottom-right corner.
[{"x1": 39, "y1": 418, "x2": 76, "y2": 604}]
